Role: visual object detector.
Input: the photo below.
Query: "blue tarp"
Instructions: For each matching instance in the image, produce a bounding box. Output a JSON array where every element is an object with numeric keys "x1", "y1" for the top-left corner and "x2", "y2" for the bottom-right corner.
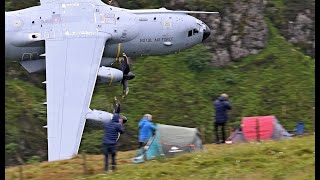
[{"x1": 131, "y1": 131, "x2": 164, "y2": 163}]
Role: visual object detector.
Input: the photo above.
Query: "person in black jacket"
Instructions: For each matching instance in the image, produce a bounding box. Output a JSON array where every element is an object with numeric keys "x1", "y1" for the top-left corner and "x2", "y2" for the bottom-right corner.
[
  {"x1": 103, "y1": 113, "x2": 125, "y2": 172},
  {"x1": 213, "y1": 93, "x2": 232, "y2": 144}
]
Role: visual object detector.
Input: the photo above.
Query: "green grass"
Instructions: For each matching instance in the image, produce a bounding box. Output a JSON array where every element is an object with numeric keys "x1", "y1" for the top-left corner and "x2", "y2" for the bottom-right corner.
[
  {"x1": 5, "y1": 18, "x2": 314, "y2": 164},
  {"x1": 5, "y1": 135, "x2": 315, "y2": 180}
]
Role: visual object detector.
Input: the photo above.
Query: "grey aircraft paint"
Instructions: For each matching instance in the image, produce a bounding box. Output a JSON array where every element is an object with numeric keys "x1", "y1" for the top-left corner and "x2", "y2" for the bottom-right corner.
[
  {"x1": 5, "y1": 0, "x2": 218, "y2": 161},
  {"x1": 5, "y1": 2, "x2": 212, "y2": 62}
]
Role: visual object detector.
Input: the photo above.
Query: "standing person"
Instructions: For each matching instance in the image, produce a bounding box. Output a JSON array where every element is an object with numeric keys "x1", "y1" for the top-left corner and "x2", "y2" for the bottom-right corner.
[
  {"x1": 103, "y1": 113, "x2": 125, "y2": 173},
  {"x1": 138, "y1": 114, "x2": 149, "y2": 148},
  {"x1": 213, "y1": 93, "x2": 232, "y2": 144},
  {"x1": 139, "y1": 114, "x2": 156, "y2": 147}
]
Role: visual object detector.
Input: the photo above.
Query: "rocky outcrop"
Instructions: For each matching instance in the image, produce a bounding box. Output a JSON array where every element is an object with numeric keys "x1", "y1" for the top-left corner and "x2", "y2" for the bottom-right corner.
[
  {"x1": 110, "y1": 0, "x2": 315, "y2": 63},
  {"x1": 169, "y1": 0, "x2": 268, "y2": 66},
  {"x1": 286, "y1": 10, "x2": 314, "y2": 57},
  {"x1": 266, "y1": 0, "x2": 315, "y2": 57}
]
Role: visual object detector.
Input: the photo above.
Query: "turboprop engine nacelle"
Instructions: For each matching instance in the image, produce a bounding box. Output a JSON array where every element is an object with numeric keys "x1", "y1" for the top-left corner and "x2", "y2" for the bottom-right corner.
[
  {"x1": 86, "y1": 109, "x2": 113, "y2": 127},
  {"x1": 86, "y1": 109, "x2": 128, "y2": 128},
  {"x1": 97, "y1": 66, "x2": 123, "y2": 84}
]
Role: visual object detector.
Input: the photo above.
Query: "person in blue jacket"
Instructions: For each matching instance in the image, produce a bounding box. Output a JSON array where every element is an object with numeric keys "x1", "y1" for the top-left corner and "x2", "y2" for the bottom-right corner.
[
  {"x1": 138, "y1": 114, "x2": 156, "y2": 148},
  {"x1": 103, "y1": 113, "x2": 125, "y2": 172},
  {"x1": 213, "y1": 93, "x2": 232, "y2": 144}
]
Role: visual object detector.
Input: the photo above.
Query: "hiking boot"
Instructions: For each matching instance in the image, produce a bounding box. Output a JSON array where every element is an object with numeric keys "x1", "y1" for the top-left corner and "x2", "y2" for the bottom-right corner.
[{"x1": 112, "y1": 165, "x2": 117, "y2": 172}]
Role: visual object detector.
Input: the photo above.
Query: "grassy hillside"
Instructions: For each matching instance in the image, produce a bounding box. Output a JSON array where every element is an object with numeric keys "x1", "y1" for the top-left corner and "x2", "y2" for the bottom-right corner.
[
  {"x1": 95, "y1": 19, "x2": 314, "y2": 143},
  {"x1": 5, "y1": 18, "x2": 314, "y2": 164},
  {"x1": 5, "y1": 78, "x2": 47, "y2": 165},
  {"x1": 5, "y1": 135, "x2": 315, "y2": 180}
]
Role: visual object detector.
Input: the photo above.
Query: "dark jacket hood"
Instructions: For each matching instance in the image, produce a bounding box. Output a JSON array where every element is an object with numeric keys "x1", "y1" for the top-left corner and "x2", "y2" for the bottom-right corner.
[{"x1": 112, "y1": 114, "x2": 120, "y2": 123}]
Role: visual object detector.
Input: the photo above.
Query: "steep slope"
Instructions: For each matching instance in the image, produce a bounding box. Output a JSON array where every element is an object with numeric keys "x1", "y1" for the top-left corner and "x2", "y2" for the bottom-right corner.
[
  {"x1": 5, "y1": 135, "x2": 315, "y2": 180},
  {"x1": 5, "y1": 0, "x2": 314, "y2": 166}
]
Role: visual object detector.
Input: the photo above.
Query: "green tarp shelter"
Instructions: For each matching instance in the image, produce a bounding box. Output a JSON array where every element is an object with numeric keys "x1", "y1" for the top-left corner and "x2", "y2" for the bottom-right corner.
[{"x1": 131, "y1": 124, "x2": 203, "y2": 163}]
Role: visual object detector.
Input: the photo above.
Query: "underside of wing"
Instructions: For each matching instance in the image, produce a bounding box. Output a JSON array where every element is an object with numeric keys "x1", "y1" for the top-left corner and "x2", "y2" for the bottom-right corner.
[{"x1": 45, "y1": 36, "x2": 108, "y2": 161}]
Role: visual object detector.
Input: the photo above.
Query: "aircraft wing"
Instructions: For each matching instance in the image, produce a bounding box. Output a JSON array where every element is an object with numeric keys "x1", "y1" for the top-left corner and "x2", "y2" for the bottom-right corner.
[
  {"x1": 39, "y1": 0, "x2": 103, "y2": 4},
  {"x1": 45, "y1": 35, "x2": 108, "y2": 161},
  {"x1": 128, "y1": 8, "x2": 219, "y2": 14},
  {"x1": 39, "y1": 0, "x2": 59, "y2": 4}
]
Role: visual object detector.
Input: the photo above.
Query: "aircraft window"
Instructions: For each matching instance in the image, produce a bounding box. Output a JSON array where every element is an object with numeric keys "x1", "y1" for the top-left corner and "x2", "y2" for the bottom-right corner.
[
  {"x1": 154, "y1": 17, "x2": 156, "y2": 20},
  {"x1": 188, "y1": 30, "x2": 192, "y2": 37},
  {"x1": 193, "y1": 29, "x2": 199, "y2": 34}
]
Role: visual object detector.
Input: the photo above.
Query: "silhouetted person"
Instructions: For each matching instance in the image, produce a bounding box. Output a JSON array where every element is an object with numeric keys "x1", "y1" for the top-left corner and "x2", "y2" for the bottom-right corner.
[
  {"x1": 103, "y1": 114, "x2": 124, "y2": 173},
  {"x1": 213, "y1": 93, "x2": 232, "y2": 144}
]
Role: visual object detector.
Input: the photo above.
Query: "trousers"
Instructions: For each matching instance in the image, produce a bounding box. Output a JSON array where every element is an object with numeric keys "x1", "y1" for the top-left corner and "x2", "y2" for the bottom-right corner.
[
  {"x1": 214, "y1": 122, "x2": 226, "y2": 143},
  {"x1": 103, "y1": 144, "x2": 117, "y2": 171}
]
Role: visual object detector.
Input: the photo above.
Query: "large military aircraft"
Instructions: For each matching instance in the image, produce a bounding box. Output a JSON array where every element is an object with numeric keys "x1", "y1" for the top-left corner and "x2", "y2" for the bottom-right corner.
[{"x1": 5, "y1": 0, "x2": 218, "y2": 161}]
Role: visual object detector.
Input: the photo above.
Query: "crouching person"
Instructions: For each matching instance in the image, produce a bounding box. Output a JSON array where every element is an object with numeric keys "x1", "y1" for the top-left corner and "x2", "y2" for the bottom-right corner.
[{"x1": 103, "y1": 114, "x2": 125, "y2": 173}]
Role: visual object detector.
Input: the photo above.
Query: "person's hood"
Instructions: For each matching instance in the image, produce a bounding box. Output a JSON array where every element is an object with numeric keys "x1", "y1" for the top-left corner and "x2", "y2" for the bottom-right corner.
[
  {"x1": 112, "y1": 113, "x2": 120, "y2": 123},
  {"x1": 218, "y1": 96, "x2": 227, "y2": 101}
]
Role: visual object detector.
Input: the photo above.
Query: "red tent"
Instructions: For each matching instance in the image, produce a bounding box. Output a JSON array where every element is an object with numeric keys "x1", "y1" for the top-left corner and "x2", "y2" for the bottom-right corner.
[
  {"x1": 226, "y1": 116, "x2": 293, "y2": 144},
  {"x1": 242, "y1": 116, "x2": 275, "y2": 141}
]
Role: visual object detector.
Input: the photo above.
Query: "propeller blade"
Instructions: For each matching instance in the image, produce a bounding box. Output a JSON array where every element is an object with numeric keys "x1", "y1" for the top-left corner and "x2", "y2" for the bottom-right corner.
[
  {"x1": 120, "y1": 54, "x2": 130, "y2": 75},
  {"x1": 119, "y1": 53, "x2": 134, "y2": 97},
  {"x1": 122, "y1": 79, "x2": 129, "y2": 97},
  {"x1": 113, "y1": 96, "x2": 121, "y2": 114}
]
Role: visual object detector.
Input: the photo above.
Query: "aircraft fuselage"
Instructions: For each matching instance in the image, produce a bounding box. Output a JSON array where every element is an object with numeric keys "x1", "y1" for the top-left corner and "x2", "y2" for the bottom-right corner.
[{"x1": 5, "y1": 2, "x2": 210, "y2": 62}]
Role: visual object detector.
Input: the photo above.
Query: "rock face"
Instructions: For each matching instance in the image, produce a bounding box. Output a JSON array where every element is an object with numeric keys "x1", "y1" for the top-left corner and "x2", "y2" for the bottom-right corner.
[
  {"x1": 170, "y1": 0, "x2": 269, "y2": 66},
  {"x1": 265, "y1": 0, "x2": 315, "y2": 57},
  {"x1": 286, "y1": 10, "x2": 314, "y2": 57},
  {"x1": 112, "y1": 0, "x2": 315, "y2": 62}
]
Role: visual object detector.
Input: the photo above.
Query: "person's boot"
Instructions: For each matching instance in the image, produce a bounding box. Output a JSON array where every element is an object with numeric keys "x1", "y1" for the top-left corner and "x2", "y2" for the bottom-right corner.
[{"x1": 112, "y1": 165, "x2": 117, "y2": 172}]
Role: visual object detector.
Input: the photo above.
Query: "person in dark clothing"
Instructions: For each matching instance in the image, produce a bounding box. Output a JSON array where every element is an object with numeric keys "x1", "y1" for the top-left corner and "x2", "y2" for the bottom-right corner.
[
  {"x1": 213, "y1": 93, "x2": 232, "y2": 144},
  {"x1": 103, "y1": 113, "x2": 125, "y2": 172}
]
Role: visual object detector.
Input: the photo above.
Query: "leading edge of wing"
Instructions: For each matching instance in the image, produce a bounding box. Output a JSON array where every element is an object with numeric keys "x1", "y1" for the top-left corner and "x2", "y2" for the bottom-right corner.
[{"x1": 45, "y1": 34, "x2": 110, "y2": 161}]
